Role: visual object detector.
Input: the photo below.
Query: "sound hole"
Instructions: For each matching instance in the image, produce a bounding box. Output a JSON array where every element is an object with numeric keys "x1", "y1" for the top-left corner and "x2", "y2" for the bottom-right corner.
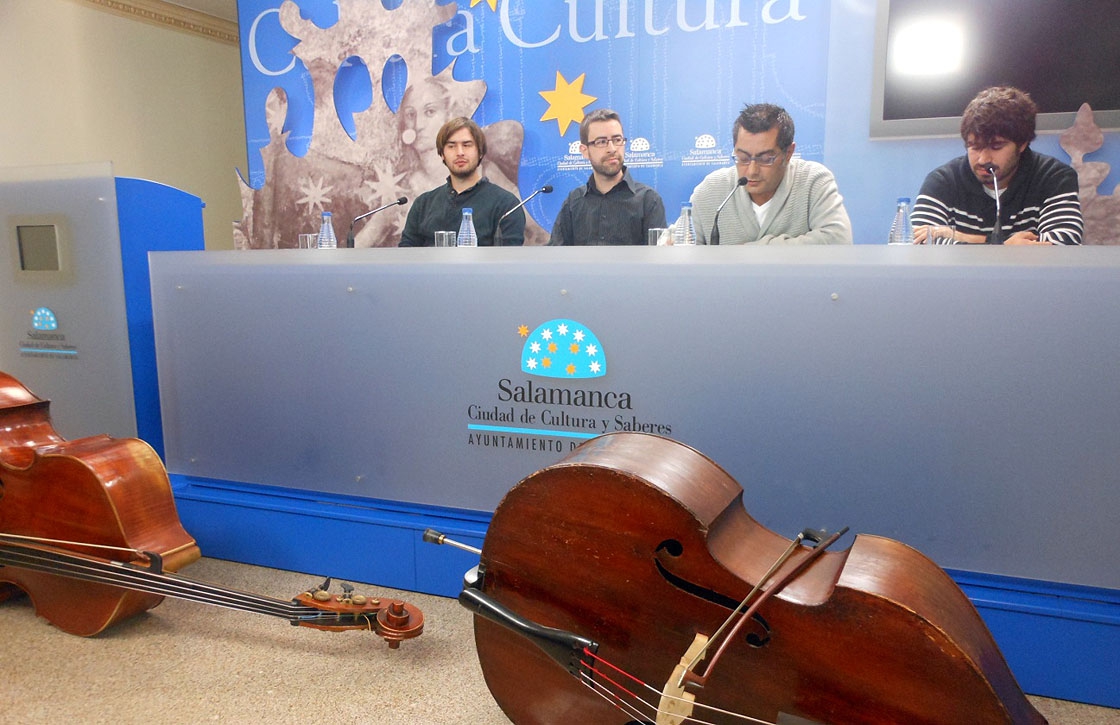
[{"x1": 654, "y1": 539, "x2": 771, "y2": 648}]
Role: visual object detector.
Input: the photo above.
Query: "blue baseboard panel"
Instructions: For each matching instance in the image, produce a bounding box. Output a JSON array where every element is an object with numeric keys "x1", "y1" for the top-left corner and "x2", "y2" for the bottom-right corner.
[
  {"x1": 950, "y1": 569, "x2": 1120, "y2": 709},
  {"x1": 170, "y1": 475, "x2": 1119, "y2": 709},
  {"x1": 169, "y1": 475, "x2": 489, "y2": 598}
]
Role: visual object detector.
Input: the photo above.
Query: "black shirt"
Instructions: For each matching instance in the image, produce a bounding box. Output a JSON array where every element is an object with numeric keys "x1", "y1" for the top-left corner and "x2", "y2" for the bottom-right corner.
[
  {"x1": 399, "y1": 177, "x2": 525, "y2": 246},
  {"x1": 549, "y1": 167, "x2": 667, "y2": 245}
]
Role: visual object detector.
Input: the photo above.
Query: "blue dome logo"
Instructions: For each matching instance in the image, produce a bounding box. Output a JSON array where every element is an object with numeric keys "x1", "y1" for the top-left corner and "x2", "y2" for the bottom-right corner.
[
  {"x1": 518, "y1": 319, "x2": 606, "y2": 379},
  {"x1": 31, "y1": 307, "x2": 58, "y2": 331}
]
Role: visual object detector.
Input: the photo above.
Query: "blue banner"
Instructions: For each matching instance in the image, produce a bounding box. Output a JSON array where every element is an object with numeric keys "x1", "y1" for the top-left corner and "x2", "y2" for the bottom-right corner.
[{"x1": 236, "y1": 0, "x2": 831, "y2": 247}]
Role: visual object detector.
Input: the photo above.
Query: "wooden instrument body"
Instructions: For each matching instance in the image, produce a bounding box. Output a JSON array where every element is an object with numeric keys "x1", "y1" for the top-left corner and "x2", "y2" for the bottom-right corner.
[
  {"x1": 473, "y1": 433, "x2": 1046, "y2": 724},
  {"x1": 0, "y1": 372, "x2": 200, "y2": 635}
]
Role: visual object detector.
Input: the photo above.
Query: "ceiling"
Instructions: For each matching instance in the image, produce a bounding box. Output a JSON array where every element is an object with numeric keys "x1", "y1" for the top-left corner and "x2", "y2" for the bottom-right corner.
[{"x1": 167, "y1": 0, "x2": 238, "y2": 23}]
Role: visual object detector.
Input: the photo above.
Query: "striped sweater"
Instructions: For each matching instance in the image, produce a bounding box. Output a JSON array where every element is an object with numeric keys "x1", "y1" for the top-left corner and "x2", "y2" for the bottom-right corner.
[{"x1": 911, "y1": 149, "x2": 1083, "y2": 245}]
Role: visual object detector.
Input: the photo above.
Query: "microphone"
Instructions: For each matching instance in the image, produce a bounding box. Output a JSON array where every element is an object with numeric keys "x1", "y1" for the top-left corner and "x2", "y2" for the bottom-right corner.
[
  {"x1": 346, "y1": 196, "x2": 408, "y2": 248},
  {"x1": 709, "y1": 177, "x2": 747, "y2": 245},
  {"x1": 985, "y1": 164, "x2": 1004, "y2": 244},
  {"x1": 496, "y1": 185, "x2": 552, "y2": 246}
]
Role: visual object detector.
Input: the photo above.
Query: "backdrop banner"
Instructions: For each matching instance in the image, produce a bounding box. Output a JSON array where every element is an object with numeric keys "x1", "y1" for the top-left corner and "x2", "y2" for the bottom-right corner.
[{"x1": 236, "y1": 0, "x2": 831, "y2": 248}]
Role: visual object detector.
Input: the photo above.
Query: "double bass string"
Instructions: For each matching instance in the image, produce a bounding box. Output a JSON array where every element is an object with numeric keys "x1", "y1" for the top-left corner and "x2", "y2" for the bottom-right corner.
[
  {"x1": 0, "y1": 538, "x2": 367, "y2": 627},
  {"x1": 578, "y1": 647, "x2": 774, "y2": 725}
]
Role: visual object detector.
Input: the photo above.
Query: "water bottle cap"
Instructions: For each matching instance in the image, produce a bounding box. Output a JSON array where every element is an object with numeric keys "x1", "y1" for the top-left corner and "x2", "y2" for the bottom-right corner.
[
  {"x1": 463, "y1": 207, "x2": 473, "y2": 214},
  {"x1": 322, "y1": 211, "x2": 332, "y2": 217},
  {"x1": 896, "y1": 197, "x2": 910, "y2": 204},
  {"x1": 682, "y1": 202, "x2": 693, "y2": 208}
]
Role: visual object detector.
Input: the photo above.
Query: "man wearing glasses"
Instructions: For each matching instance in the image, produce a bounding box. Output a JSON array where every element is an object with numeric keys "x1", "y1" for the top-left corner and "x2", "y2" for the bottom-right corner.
[
  {"x1": 689, "y1": 103, "x2": 851, "y2": 245},
  {"x1": 550, "y1": 108, "x2": 667, "y2": 245}
]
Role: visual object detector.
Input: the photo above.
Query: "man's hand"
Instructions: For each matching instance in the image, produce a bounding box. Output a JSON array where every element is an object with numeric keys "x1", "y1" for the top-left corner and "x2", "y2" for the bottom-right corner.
[{"x1": 1003, "y1": 230, "x2": 1051, "y2": 245}]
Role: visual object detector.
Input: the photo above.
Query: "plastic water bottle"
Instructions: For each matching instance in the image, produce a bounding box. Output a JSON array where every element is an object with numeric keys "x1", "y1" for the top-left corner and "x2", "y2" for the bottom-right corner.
[
  {"x1": 457, "y1": 207, "x2": 478, "y2": 247},
  {"x1": 673, "y1": 202, "x2": 697, "y2": 246},
  {"x1": 317, "y1": 211, "x2": 337, "y2": 249},
  {"x1": 887, "y1": 198, "x2": 914, "y2": 245}
]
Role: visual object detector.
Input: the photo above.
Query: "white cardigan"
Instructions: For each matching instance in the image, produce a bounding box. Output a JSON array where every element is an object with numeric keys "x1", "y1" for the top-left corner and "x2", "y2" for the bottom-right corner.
[{"x1": 686, "y1": 161, "x2": 853, "y2": 245}]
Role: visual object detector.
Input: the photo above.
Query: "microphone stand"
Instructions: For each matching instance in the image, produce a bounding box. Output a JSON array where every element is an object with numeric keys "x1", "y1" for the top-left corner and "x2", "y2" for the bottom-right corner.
[
  {"x1": 986, "y1": 164, "x2": 1004, "y2": 245},
  {"x1": 709, "y1": 177, "x2": 747, "y2": 246},
  {"x1": 346, "y1": 197, "x2": 408, "y2": 248},
  {"x1": 496, "y1": 185, "x2": 552, "y2": 246}
]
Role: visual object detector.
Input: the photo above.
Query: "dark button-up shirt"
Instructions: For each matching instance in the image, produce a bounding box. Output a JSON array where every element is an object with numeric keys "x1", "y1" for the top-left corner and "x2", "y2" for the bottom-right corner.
[
  {"x1": 549, "y1": 167, "x2": 666, "y2": 245},
  {"x1": 399, "y1": 177, "x2": 525, "y2": 246}
]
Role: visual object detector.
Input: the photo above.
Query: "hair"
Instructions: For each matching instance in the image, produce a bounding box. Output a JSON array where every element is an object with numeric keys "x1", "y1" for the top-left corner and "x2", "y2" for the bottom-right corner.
[
  {"x1": 960, "y1": 86, "x2": 1037, "y2": 147},
  {"x1": 436, "y1": 117, "x2": 486, "y2": 158},
  {"x1": 732, "y1": 103, "x2": 795, "y2": 150},
  {"x1": 579, "y1": 108, "x2": 622, "y2": 145}
]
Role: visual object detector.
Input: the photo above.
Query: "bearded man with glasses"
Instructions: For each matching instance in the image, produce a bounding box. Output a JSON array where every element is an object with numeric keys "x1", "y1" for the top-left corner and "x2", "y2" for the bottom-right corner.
[
  {"x1": 687, "y1": 103, "x2": 852, "y2": 245},
  {"x1": 550, "y1": 108, "x2": 667, "y2": 245}
]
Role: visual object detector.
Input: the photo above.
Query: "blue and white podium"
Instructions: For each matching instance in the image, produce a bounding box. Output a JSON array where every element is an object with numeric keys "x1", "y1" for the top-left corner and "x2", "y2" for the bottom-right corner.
[{"x1": 0, "y1": 162, "x2": 204, "y2": 455}]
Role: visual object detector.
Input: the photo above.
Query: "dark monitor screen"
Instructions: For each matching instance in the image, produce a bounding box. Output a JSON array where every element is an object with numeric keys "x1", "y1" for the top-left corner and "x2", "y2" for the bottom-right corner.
[
  {"x1": 871, "y1": 0, "x2": 1120, "y2": 137},
  {"x1": 17, "y1": 224, "x2": 61, "y2": 272}
]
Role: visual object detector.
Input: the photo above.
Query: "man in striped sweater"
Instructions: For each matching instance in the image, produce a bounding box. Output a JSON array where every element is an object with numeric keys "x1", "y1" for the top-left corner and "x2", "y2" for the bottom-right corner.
[
  {"x1": 911, "y1": 86, "x2": 1083, "y2": 245},
  {"x1": 687, "y1": 103, "x2": 852, "y2": 245}
]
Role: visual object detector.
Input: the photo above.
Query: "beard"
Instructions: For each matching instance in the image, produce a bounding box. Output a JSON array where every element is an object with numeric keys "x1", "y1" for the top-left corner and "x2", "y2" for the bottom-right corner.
[
  {"x1": 590, "y1": 155, "x2": 623, "y2": 179},
  {"x1": 447, "y1": 158, "x2": 480, "y2": 180}
]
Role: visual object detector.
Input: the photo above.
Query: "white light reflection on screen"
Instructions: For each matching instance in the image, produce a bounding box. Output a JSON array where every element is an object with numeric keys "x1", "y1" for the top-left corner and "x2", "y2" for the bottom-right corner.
[{"x1": 889, "y1": 16, "x2": 966, "y2": 76}]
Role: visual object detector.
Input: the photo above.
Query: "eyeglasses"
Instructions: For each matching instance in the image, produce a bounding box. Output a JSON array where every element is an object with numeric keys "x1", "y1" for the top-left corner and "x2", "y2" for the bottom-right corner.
[
  {"x1": 586, "y1": 136, "x2": 627, "y2": 149},
  {"x1": 732, "y1": 151, "x2": 781, "y2": 167}
]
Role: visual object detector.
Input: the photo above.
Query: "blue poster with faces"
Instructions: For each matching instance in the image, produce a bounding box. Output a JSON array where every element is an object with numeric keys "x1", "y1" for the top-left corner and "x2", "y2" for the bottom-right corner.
[{"x1": 235, "y1": 0, "x2": 830, "y2": 248}]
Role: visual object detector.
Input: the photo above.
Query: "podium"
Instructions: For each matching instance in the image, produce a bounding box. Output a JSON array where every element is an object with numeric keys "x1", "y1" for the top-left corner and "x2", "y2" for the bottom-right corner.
[{"x1": 0, "y1": 162, "x2": 204, "y2": 455}]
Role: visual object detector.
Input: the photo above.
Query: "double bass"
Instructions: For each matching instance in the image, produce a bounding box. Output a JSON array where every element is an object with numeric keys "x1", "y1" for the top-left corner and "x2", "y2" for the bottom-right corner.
[
  {"x1": 0, "y1": 371, "x2": 422, "y2": 646},
  {"x1": 442, "y1": 432, "x2": 1047, "y2": 724}
]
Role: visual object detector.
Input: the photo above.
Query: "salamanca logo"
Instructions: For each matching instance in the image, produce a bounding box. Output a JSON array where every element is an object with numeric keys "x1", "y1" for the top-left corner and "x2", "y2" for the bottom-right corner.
[
  {"x1": 519, "y1": 319, "x2": 605, "y2": 379},
  {"x1": 498, "y1": 379, "x2": 633, "y2": 409},
  {"x1": 506, "y1": 319, "x2": 630, "y2": 408}
]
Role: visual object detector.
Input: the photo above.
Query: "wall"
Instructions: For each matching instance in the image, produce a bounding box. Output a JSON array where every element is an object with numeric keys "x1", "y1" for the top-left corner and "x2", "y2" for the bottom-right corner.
[{"x1": 0, "y1": 0, "x2": 246, "y2": 250}]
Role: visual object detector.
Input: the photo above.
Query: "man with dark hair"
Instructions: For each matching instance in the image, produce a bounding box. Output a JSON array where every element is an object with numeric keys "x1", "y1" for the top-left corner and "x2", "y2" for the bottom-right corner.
[
  {"x1": 549, "y1": 108, "x2": 666, "y2": 245},
  {"x1": 400, "y1": 117, "x2": 525, "y2": 246},
  {"x1": 911, "y1": 86, "x2": 1082, "y2": 245},
  {"x1": 686, "y1": 103, "x2": 851, "y2": 244}
]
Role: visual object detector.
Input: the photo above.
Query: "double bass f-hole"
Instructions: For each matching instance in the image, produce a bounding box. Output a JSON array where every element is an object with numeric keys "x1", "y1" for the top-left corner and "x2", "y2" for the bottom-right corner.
[
  {"x1": 678, "y1": 527, "x2": 849, "y2": 691},
  {"x1": 653, "y1": 539, "x2": 771, "y2": 648}
]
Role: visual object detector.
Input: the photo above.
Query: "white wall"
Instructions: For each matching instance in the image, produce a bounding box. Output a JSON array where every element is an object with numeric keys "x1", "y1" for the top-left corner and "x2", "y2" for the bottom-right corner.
[{"x1": 0, "y1": 0, "x2": 246, "y2": 250}]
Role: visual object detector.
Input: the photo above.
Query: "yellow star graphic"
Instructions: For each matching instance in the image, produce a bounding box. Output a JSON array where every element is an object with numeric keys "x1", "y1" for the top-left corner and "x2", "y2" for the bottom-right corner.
[
  {"x1": 539, "y1": 72, "x2": 597, "y2": 136},
  {"x1": 566, "y1": 364, "x2": 577, "y2": 376},
  {"x1": 517, "y1": 324, "x2": 529, "y2": 337},
  {"x1": 470, "y1": 0, "x2": 498, "y2": 10}
]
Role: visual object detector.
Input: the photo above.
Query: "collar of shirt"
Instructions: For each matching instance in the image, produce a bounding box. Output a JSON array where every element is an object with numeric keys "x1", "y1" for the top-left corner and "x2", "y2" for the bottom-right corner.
[
  {"x1": 445, "y1": 176, "x2": 489, "y2": 197},
  {"x1": 584, "y1": 166, "x2": 634, "y2": 197}
]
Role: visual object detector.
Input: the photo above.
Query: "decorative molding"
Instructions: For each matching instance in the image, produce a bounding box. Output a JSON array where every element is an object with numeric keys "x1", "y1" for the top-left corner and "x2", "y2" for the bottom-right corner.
[{"x1": 76, "y1": 0, "x2": 238, "y2": 46}]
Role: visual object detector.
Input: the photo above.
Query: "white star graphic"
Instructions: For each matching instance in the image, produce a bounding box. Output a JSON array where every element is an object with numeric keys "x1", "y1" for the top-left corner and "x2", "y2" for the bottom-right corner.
[
  {"x1": 297, "y1": 175, "x2": 334, "y2": 215},
  {"x1": 530, "y1": 341, "x2": 541, "y2": 353},
  {"x1": 526, "y1": 358, "x2": 538, "y2": 369},
  {"x1": 586, "y1": 344, "x2": 598, "y2": 357},
  {"x1": 540, "y1": 329, "x2": 553, "y2": 341},
  {"x1": 557, "y1": 323, "x2": 569, "y2": 336},
  {"x1": 589, "y1": 361, "x2": 601, "y2": 374},
  {"x1": 573, "y1": 330, "x2": 585, "y2": 342}
]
